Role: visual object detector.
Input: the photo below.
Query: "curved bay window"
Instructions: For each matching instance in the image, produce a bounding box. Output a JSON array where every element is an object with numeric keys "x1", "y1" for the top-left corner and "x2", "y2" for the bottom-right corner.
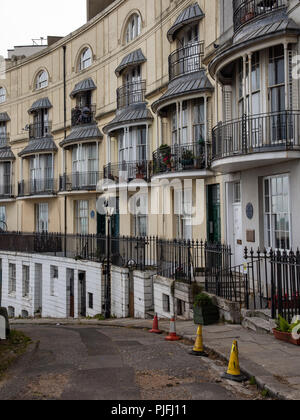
[
  {"x1": 72, "y1": 143, "x2": 98, "y2": 189},
  {"x1": 29, "y1": 154, "x2": 54, "y2": 195}
]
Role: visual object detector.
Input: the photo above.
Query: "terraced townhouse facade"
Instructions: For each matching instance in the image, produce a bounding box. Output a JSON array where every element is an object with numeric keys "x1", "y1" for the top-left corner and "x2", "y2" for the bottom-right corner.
[{"x1": 0, "y1": 0, "x2": 300, "y2": 320}]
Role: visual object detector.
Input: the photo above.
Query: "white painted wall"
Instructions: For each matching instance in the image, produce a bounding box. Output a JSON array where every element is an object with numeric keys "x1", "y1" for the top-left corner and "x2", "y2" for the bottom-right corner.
[
  {"x1": 153, "y1": 276, "x2": 175, "y2": 319},
  {"x1": 133, "y1": 270, "x2": 155, "y2": 319},
  {"x1": 111, "y1": 265, "x2": 129, "y2": 318},
  {"x1": 0, "y1": 251, "x2": 103, "y2": 319}
]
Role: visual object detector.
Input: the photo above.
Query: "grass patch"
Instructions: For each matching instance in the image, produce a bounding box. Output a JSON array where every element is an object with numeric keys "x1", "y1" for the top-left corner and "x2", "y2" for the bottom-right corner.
[
  {"x1": 0, "y1": 330, "x2": 31, "y2": 380},
  {"x1": 249, "y1": 376, "x2": 257, "y2": 386},
  {"x1": 261, "y1": 389, "x2": 269, "y2": 398}
]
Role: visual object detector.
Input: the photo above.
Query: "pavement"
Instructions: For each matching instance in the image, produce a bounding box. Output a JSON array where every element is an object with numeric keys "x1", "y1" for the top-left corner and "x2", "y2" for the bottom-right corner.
[{"x1": 10, "y1": 317, "x2": 300, "y2": 400}]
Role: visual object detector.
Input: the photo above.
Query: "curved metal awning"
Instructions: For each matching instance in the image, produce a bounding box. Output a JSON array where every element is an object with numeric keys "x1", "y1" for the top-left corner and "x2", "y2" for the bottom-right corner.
[
  {"x1": 0, "y1": 112, "x2": 10, "y2": 122},
  {"x1": 70, "y1": 78, "x2": 97, "y2": 98},
  {"x1": 19, "y1": 137, "x2": 58, "y2": 158},
  {"x1": 103, "y1": 104, "x2": 153, "y2": 134},
  {"x1": 152, "y1": 71, "x2": 213, "y2": 113},
  {"x1": 28, "y1": 97, "x2": 52, "y2": 114},
  {"x1": 115, "y1": 49, "x2": 147, "y2": 77},
  {"x1": 0, "y1": 147, "x2": 15, "y2": 161},
  {"x1": 167, "y1": 3, "x2": 205, "y2": 42},
  {"x1": 59, "y1": 124, "x2": 103, "y2": 148},
  {"x1": 209, "y1": 10, "x2": 300, "y2": 77}
]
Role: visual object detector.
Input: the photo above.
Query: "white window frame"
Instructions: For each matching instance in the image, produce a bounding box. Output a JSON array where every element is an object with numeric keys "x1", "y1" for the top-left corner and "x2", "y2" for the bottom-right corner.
[
  {"x1": 79, "y1": 48, "x2": 92, "y2": 71},
  {"x1": 22, "y1": 265, "x2": 30, "y2": 298},
  {"x1": 0, "y1": 87, "x2": 6, "y2": 104},
  {"x1": 36, "y1": 70, "x2": 48, "y2": 90},
  {"x1": 263, "y1": 174, "x2": 291, "y2": 251},
  {"x1": 75, "y1": 200, "x2": 89, "y2": 234},
  {"x1": 8, "y1": 263, "x2": 16, "y2": 295},
  {"x1": 125, "y1": 13, "x2": 141, "y2": 44}
]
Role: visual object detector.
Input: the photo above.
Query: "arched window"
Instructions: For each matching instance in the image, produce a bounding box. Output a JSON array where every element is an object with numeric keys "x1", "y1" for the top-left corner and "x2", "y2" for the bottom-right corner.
[
  {"x1": 0, "y1": 87, "x2": 6, "y2": 103},
  {"x1": 79, "y1": 48, "x2": 92, "y2": 71},
  {"x1": 125, "y1": 13, "x2": 141, "y2": 44},
  {"x1": 36, "y1": 71, "x2": 48, "y2": 90}
]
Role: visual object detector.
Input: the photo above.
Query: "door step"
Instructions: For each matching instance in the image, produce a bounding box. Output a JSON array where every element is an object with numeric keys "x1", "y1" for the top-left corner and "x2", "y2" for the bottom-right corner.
[{"x1": 242, "y1": 308, "x2": 272, "y2": 322}]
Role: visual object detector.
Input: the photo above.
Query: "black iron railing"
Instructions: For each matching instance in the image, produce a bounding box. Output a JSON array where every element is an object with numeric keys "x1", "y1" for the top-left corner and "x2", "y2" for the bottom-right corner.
[
  {"x1": 0, "y1": 134, "x2": 9, "y2": 147},
  {"x1": 18, "y1": 178, "x2": 57, "y2": 197},
  {"x1": 153, "y1": 142, "x2": 206, "y2": 175},
  {"x1": 71, "y1": 104, "x2": 96, "y2": 127},
  {"x1": 104, "y1": 161, "x2": 152, "y2": 182},
  {"x1": 117, "y1": 80, "x2": 146, "y2": 109},
  {"x1": 29, "y1": 122, "x2": 52, "y2": 139},
  {"x1": 169, "y1": 41, "x2": 204, "y2": 81},
  {"x1": 233, "y1": 0, "x2": 287, "y2": 32},
  {"x1": 59, "y1": 172, "x2": 102, "y2": 192},
  {"x1": 212, "y1": 111, "x2": 300, "y2": 161}
]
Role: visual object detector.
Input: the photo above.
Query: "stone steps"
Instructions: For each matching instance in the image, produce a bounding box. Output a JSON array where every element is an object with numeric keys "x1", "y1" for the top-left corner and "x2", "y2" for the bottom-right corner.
[{"x1": 242, "y1": 316, "x2": 272, "y2": 334}]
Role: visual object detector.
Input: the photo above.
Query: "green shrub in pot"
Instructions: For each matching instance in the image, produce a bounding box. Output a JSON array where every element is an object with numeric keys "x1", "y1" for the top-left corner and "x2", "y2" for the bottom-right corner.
[{"x1": 193, "y1": 293, "x2": 219, "y2": 326}]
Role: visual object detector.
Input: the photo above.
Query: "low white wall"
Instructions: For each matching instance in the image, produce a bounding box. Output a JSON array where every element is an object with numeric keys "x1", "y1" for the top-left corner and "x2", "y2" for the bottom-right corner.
[
  {"x1": 111, "y1": 265, "x2": 129, "y2": 318},
  {"x1": 133, "y1": 270, "x2": 155, "y2": 319},
  {"x1": 153, "y1": 276, "x2": 175, "y2": 319},
  {"x1": 0, "y1": 251, "x2": 103, "y2": 319}
]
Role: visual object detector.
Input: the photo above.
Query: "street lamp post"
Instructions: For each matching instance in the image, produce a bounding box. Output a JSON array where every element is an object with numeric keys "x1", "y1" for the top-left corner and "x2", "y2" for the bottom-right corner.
[{"x1": 104, "y1": 200, "x2": 114, "y2": 319}]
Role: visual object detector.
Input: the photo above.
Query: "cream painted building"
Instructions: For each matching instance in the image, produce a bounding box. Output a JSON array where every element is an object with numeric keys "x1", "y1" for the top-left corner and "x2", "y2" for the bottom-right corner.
[{"x1": 0, "y1": 0, "x2": 224, "y2": 243}]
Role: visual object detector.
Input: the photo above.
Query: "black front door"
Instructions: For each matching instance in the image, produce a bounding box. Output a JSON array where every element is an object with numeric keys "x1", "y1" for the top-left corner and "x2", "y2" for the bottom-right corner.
[{"x1": 207, "y1": 184, "x2": 221, "y2": 243}]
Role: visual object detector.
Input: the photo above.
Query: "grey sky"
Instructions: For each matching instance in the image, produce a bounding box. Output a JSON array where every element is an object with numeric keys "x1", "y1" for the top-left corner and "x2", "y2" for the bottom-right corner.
[{"x1": 1, "y1": 0, "x2": 86, "y2": 58}]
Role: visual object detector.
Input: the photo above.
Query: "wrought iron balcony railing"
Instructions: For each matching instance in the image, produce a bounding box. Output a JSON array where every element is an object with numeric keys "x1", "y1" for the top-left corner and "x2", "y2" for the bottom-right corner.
[
  {"x1": 0, "y1": 133, "x2": 9, "y2": 147},
  {"x1": 71, "y1": 104, "x2": 96, "y2": 127},
  {"x1": 29, "y1": 122, "x2": 52, "y2": 139},
  {"x1": 153, "y1": 142, "x2": 206, "y2": 175},
  {"x1": 104, "y1": 161, "x2": 152, "y2": 183},
  {"x1": 212, "y1": 110, "x2": 300, "y2": 161},
  {"x1": 117, "y1": 81, "x2": 146, "y2": 109},
  {"x1": 59, "y1": 171, "x2": 102, "y2": 192},
  {"x1": 169, "y1": 41, "x2": 204, "y2": 82},
  {"x1": 18, "y1": 178, "x2": 58, "y2": 197},
  {"x1": 233, "y1": 0, "x2": 287, "y2": 32}
]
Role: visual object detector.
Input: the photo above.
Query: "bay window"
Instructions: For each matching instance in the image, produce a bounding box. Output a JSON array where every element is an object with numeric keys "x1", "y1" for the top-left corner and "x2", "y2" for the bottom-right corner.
[
  {"x1": 72, "y1": 143, "x2": 98, "y2": 187},
  {"x1": 30, "y1": 154, "x2": 53, "y2": 193}
]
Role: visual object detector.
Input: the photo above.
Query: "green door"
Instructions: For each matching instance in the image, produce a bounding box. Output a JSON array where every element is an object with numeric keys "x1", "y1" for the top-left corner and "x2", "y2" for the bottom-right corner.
[{"x1": 207, "y1": 184, "x2": 221, "y2": 243}]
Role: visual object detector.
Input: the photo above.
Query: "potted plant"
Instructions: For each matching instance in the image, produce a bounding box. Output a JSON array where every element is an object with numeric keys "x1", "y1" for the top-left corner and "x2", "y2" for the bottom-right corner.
[
  {"x1": 273, "y1": 315, "x2": 300, "y2": 346},
  {"x1": 193, "y1": 293, "x2": 219, "y2": 326},
  {"x1": 181, "y1": 149, "x2": 194, "y2": 167}
]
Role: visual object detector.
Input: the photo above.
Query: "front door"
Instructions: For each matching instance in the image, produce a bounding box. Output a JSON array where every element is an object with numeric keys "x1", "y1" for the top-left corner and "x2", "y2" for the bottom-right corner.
[
  {"x1": 207, "y1": 185, "x2": 221, "y2": 243},
  {"x1": 78, "y1": 272, "x2": 86, "y2": 317}
]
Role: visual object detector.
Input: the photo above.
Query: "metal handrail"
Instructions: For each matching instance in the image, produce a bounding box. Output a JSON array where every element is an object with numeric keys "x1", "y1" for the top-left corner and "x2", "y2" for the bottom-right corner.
[
  {"x1": 116, "y1": 80, "x2": 146, "y2": 109},
  {"x1": 168, "y1": 41, "x2": 204, "y2": 81}
]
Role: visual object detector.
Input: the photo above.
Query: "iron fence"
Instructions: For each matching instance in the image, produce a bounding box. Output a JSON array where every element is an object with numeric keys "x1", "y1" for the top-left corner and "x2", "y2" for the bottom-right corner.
[
  {"x1": 153, "y1": 141, "x2": 206, "y2": 175},
  {"x1": 233, "y1": 0, "x2": 287, "y2": 32},
  {"x1": 18, "y1": 178, "x2": 58, "y2": 197},
  {"x1": 104, "y1": 161, "x2": 152, "y2": 183},
  {"x1": 59, "y1": 172, "x2": 102, "y2": 192},
  {"x1": 29, "y1": 122, "x2": 52, "y2": 139},
  {"x1": 71, "y1": 105, "x2": 96, "y2": 127},
  {"x1": 212, "y1": 111, "x2": 300, "y2": 161},
  {"x1": 117, "y1": 81, "x2": 146, "y2": 109},
  {"x1": 169, "y1": 41, "x2": 204, "y2": 81}
]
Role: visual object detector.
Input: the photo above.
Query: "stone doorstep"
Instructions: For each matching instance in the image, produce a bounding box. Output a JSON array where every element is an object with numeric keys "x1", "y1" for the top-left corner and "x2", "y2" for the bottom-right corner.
[{"x1": 242, "y1": 317, "x2": 273, "y2": 334}]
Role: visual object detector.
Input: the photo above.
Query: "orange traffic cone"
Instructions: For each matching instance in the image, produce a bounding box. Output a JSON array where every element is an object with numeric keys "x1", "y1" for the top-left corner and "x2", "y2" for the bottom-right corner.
[
  {"x1": 165, "y1": 317, "x2": 180, "y2": 341},
  {"x1": 149, "y1": 314, "x2": 162, "y2": 334}
]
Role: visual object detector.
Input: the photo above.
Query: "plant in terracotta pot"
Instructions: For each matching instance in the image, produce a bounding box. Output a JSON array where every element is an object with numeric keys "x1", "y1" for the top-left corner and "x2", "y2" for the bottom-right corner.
[
  {"x1": 193, "y1": 293, "x2": 219, "y2": 326},
  {"x1": 273, "y1": 315, "x2": 300, "y2": 346}
]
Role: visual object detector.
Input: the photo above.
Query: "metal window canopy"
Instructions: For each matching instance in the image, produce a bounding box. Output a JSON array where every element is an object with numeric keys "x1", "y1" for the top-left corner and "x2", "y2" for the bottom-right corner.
[
  {"x1": 70, "y1": 78, "x2": 97, "y2": 99},
  {"x1": 167, "y1": 3, "x2": 205, "y2": 42},
  {"x1": 115, "y1": 49, "x2": 147, "y2": 77},
  {"x1": 28, "y1": 97, "x2": 52, "y2": 114}
]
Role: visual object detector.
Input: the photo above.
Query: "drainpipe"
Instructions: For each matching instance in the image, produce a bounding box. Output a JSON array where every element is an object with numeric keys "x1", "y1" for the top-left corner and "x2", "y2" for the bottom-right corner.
[{"x1": 63, "y1": 45, "x2": 67, "y2": 256}]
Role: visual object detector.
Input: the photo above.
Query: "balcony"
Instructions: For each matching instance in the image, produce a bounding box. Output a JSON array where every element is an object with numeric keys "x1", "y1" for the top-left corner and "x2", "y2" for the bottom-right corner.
[
  {"x1": 104, "y1": 161, "x2": 152, "y2": 183},
  {"x1": 0, "y1": 134, "x2": 9, "y2": 147},
  {"x1": 233, "y1": 0, "x2": 287, "y2": 33},
  {"x1": 59, "y1": 172, "x2": 102, "y2": 192},
  {"x1": 211, "y1": 111, "x2": 300, "y2": 172},
  {"x1": 18, "y1": 178, "x2": 58, "y2": 197},
  {"x1": 153, "y1": 142, "x2": 207, "y2": 177},
  {"x1": 29, "y1": 122, "x2": 52, "y2": 140},
  {"x1": 117, "y1": 81, "x2": 146, "y2": 110},
  {"x1": 169, "y1": 41, "x2": 204, "y2": 82},
  {"x1": 71, "y1": 105, "x2": 96, "y2": 127},
  {"x1": 0, "y1": 178, "x2": 14, "y2": 199}
]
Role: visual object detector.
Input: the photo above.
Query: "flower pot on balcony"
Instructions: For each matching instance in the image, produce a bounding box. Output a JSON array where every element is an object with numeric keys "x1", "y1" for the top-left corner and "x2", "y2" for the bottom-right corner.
[{"x1": 273, "y1": 329, "x2": 300, "y2": 346}]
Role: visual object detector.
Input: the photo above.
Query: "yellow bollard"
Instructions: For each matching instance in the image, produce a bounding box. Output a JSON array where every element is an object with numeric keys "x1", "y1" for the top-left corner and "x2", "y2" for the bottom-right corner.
[
  {"x1": 222, "y1": 340, "x2": 246, "y2": 382},
  {"x1": 190, "y1": 325, "x2": 208, "y2": 357}
]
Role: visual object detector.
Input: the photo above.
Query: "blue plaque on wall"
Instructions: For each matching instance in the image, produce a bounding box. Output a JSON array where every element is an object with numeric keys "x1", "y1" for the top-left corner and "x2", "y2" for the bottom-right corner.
[
  {"x1": 91, "y1": 210, "x2": 95, "y2": 219},
  {"x1": 246, "y1": 203, "x2": 254, "y2": 220}
]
